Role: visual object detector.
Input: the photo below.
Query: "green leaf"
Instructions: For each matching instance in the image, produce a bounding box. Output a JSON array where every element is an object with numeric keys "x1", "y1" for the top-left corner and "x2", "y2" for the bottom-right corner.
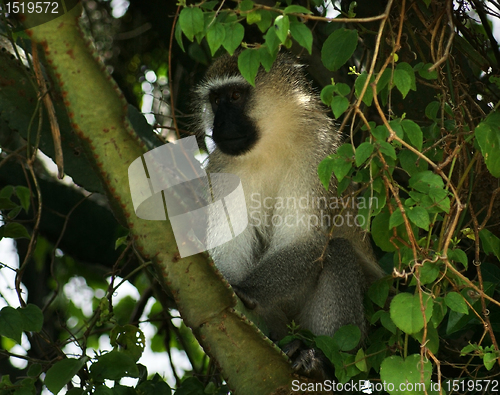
[
  {"x1": 460, "y1": 343, "x2": 478, "y2": 355},
  {"x1": 371, "y1": 211, "x2": 397, "y2": 252},
  {"x1": 237, "y1": 49, "x2": 260, "y2": 86},
  {"x1": 93, "y1": 385, "x2": 113, "y2": 395},
  {"x1": 368, "y1": 278, "x2": 391, "y2": 308},
  {"x1": 178, "y1": 7, "x2": 204, "y2": 42},
  {"x1": 45, "y1": 358, "x2": 87, "y2": 395},
  {"x1": 0, "y1": 306, "x2": 23, "y2": 343},
  {"x1": 127, "y1": 104, "x2": 159, "y2": 150},
  {"x1": 90, "y1": 350, "x2": 139, "y2": 381},
  {"x1": 355, "y1": 348, "x2": 367, "y2": 372},
  {"x1": 475, "y1": 111, "x2": 500, "y2": 177},
  {"x1": 380, "y1": 311, "x2": 397, "y2": 334},
  {"x1": 388, "y1": 119, "x2": 404, "y2": 140},
  {"x1": 15, "y1": 186, "x2": 31, "y2": 212},
  {"x1": 18, "y1": 304, "x2": 43, "y2": 332},
  {"x1": 136, "y1": 374, "x2": 172, "y2": 394},
  {"x1": 401, "y1": 119, "x2": 423, "y2": 151},
  {"x1": 409, "y1": 171, "x2": 444, "y2": 193},
  {"x1": 431, "y1": 298, "x2": 447, "y2": 327},
  {"x1": 425, "y1": 101, "x2": 440, "y2": 121},
  {"x1": 318, "y1": 155, "x2": 335, "y2": 190},
  {"x1": 258, "y1": 47, "x2": 274, "y2": 72},
  {"x1": 355, "y1": 142, "x2": 374, "y2": 166},
  {"x1": 200, "y1": 1, "x2": 218, "y2": 10},
  {"x1": 0, "y1": 185, "x2": 14, "y2": 199},
  {"x1": 321, "y1": 29, "x2": 358, "y2": 71},
  {"x1": 399, "y1": 149, "x2": 427, "y2": 175},
  {"x1": 6, "y1": 206, "x2": 21, "y2": 220},
  {"x1": 354, "y1": 72, "x2": 375, "y2": 106},
  {"x1": 377, "y1": 68, "x2": 392, "y2": 92},
  {"x1": 206, "y1": 22, "x2": 226, "y2": 56},
  {"x1": 175, "y1": 21, "x2": 185, "y2": 51},
  {"x1": 397, "y1": 62, "x2": 416, "y2": 89},
  {"x1": 395, "y1": 62, "x2": 416, "y2": 99},
  {"x1": 223, "y1": 23, "x2": 244, "y2": 55},
  {"x1": 479, "y1": 228, "x2": 500, "y2": 260},
  {"x1": 394, "y1": 68, "x2": 412, "y2": 98},
  {"x1": 415, "y1": 260, "x2": 441, "y2": 285},
  {"x1": 332, "y1": 325, "x2": 361, "y2": 351},
  {"x1": 0, "y1": 198, "x2": 17, "y2": 210},
  {"x1": 274, "y1": 15, "x2": 290, "y2": 43},
  {"x1": 110, "y1": 325, "x2": 145, "y2": 362},
  {"x1": 380, "y1": 354, "x2": 432, "y2": 395},
  {"x1": 175, "y1": 377, "x2": 205, "y2": 394},
  {"x1": 283, "y1": 5, "x2": 312, "y2": 14},
  {"x1": 239, "y1": 0, "x2": 254, "y2": 12},
  {"x1": 406, "y1": 205, "x2": 430, "y2": 231},
  {"x1": 416, "y1": 62, "x2": 438, "y2": 80},
  {"x1": 332, "y1": 158, "x2": 354, "y2": 183},
  {"x1": 27, "y1": 363, "x2": 42, "y2": 377},
  {"x1": 445, "y1": 292, "x2": 468, "y2": 314},
  {"x1": 115, "y1": 235, "x2": 128, "y2": 250},
  {"x1": 378, "y1": 141, "x2": 397, "y2": 160},
  {"x1": 0, "y1": 222, "x2": 30, "y2": 239},
  {"x1": 289, "y1": 22, "x2": 312, "y2": 54},
  {"x1": 389, "y1": 208, "x2": 404, "y2": 229},
  {"x1": 336, "y1": 353, "x2": 360, "y2": 382},
  {"x1": 390, "y1": 293, "x2": 433, "y2": 334},
  {"x1": 320, "y1": 85, "x2": 335, "y2": 105},
  {"x1": 372, "y1": 124, "x2": 389, "y2": 141},
  {"x1": 319, "y1": 145, "x2": 353, "y2": 187},
  {"x1": 263, "y1": 28, "x2": 280, "y2": 56},
  {"x1": 448, "y1": 249, "x2": 468, "y2": 268},
  {"x1": 246, "y1": 10, "x2": 261, "y2": 25},
  {"x1": 330, "y1": 95, "x2": 349, "y2": 118},
  {"x1": 336, "y1": 83, "x2": 351, "y2": 97},
  {"x1": 413, "y1": 320, "x2": 439, "y2": 354},
  {"x1": 315, "y1": 336, "x2": 340, "y2": 363},
  {"x1": 255, "y1": 10, "x2": 272, "y2": 32},
  {"x1": 484, "y1": 352, "x2": 497, "y2": 370}
]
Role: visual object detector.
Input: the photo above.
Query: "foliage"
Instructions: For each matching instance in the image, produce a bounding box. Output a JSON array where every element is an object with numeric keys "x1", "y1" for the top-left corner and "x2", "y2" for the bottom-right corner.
[{"x1": 1, "y1": 0, "x2": 500, "y2": 394}]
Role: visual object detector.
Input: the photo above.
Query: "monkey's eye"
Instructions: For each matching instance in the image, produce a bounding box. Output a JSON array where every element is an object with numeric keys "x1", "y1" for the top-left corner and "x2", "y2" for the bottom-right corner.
[
  {"x1": 231, "y1": 90, "x2": 241, "y2": 101},
  {"x1": 209, "y1": 93, "x2": 220, "y2": 111}
]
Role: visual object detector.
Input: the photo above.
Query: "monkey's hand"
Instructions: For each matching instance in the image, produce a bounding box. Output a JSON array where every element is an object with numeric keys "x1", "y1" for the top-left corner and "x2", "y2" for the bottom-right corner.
[
  {"x1": 232, "y1": 285, "x2": 258, "y2": 310},
  {"x1": 282, "y1": 339, "x2": 333, "y2": 381}
]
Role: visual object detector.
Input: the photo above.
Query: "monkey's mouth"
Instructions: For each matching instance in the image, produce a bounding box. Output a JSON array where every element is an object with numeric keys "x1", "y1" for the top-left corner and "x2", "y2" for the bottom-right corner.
[
  {"x1": 215, "y1": 136, "x2": 250, "y2": 143},
  {"x1": 212, "y1": 134, "x2": 258, "y2": 156},
  {"x1": 211, "y1": 133, "x2": 254, "y2": 145}
]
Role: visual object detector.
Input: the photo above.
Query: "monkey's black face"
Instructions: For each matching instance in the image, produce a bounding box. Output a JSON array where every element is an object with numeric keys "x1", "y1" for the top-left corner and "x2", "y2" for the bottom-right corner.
[{"x1": 209, "y1": 84, "x2": 259, "y2": 156}]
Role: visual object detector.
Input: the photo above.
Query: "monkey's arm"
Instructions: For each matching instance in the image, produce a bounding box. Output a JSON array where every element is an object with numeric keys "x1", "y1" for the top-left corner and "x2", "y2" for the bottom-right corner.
[
  {"x1": 232, "y1": 239, "x2": 323, "y2": 306},
  {"x1": 232, "y1": 237, "x2": 366, "y2": 340}
]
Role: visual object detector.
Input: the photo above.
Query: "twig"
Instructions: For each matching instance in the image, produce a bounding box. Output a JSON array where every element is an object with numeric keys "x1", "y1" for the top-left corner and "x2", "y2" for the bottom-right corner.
[
  {"x1": 480, "y1": 187, "x2": 500, "y2": 229},
  {"x1": 31, "y1": 42, "x2": 64, "y2": 178},
  {"x1": 428, "y1": 1, "x2": 455, "y2": 71},
  {"x1": 168, "y1": 5, "x2": 181, "y2": 139},
  {"x1": 469, "y1": 204, "x2": 500, "y2": 367},
  {"x1": 15, "y1": 163, "x2": 42, "y2": 307}
]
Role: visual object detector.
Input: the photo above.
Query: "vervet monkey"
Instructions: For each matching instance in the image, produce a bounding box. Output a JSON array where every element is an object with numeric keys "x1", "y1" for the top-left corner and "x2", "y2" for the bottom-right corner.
[{"x1": 193, "y1": 52, "x2": 382, "y2": 374}]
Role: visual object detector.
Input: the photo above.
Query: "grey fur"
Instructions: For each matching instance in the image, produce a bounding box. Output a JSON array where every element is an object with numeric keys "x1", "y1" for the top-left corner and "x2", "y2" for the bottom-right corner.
[{"x1": 192, "y1": 52, "x2": 383, "y2": 346}]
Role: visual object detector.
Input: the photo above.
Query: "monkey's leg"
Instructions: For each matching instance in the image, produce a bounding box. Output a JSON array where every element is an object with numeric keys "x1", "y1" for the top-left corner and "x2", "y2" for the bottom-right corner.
[
  {"x1": 231, "y1": 238, "x2": 327, "y2": 340},
  {"x1": 232, "y1": 236, "x2": 365, "y2": 336},
  {"x1": 287, "y1": 237, "x2": 366, "y2": 379},
  {"x1": 301, "y1": 237, "x2": 366, "y2": 337}
]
